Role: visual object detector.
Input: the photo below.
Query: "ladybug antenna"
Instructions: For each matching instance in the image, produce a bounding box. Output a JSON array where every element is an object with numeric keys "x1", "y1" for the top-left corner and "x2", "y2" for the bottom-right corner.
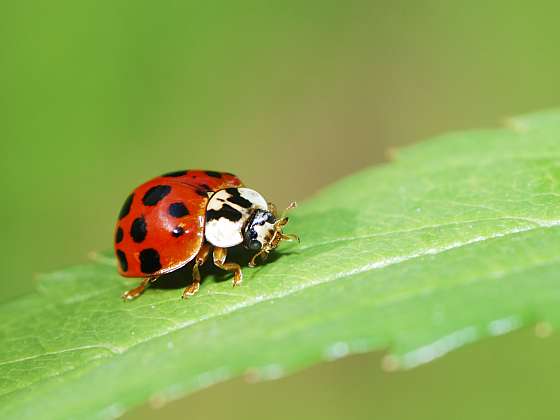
[{"x1": 280, "y1": 201, "x2": 298, "y2": 219}]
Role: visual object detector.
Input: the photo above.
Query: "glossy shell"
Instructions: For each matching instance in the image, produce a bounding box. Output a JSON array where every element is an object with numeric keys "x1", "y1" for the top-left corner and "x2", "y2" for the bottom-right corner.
[{"x1": 114, "y1": 170, "x2": 242, "y2": 277}]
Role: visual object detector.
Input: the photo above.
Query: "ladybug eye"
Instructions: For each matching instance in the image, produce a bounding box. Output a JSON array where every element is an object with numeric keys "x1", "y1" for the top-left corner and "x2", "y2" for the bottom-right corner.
[{"x1": 249, "y1": 239, "x2": 262, "y2": 250}]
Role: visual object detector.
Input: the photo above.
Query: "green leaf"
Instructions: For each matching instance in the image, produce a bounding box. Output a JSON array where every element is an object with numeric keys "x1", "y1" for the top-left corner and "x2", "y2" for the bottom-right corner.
[{"x1": 2, "y1": 109, "x2": 560, "y2": 419}]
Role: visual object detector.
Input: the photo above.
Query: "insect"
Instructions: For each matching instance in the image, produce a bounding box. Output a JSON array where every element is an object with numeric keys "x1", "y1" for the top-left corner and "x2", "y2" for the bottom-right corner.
[{"x1": 114, "y1": 169, "x2": 298, "y2": 300}]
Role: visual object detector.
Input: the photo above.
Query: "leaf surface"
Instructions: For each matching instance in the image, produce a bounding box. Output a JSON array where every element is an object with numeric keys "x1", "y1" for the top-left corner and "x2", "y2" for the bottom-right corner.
[{"x1": 2, "y1": 109, "x2": 560, "y2": 419}]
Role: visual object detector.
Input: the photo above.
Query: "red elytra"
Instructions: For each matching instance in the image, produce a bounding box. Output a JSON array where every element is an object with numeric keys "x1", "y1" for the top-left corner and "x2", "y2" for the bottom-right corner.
[{"x1": 114, "y1": 170, "x2": 242, "y2": 278}]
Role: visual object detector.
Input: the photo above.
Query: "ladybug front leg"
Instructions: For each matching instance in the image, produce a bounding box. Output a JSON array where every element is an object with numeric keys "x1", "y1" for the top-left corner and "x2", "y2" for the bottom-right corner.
[
  {"x1": 213, "y1": 247, "x2": 243, "y2": 287},
  {"x1": 182, "y1": 243, "x2": 212, "y2": 299},
  {"x1": 122, "y1": 276, "x2": 157, "y2": 301}
]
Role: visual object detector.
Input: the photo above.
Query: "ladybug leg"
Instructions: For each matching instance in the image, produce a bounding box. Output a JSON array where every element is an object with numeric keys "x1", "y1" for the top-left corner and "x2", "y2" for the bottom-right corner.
[
  {"x1": 213, "y1": 247, "x2": 243, "y2": 287},
  {"x1": 182, "y1": 243, "x2": 212, "y2": 299},
  {"x1": 122, "y1": 276, "x2": 157, "y2": 301}
]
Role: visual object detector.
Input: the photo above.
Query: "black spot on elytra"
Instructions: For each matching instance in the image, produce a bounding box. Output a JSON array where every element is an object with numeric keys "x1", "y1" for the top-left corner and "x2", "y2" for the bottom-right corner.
[
  {"x1": 205, "y1": 171, "x2": 222, "y2": 178},
  {"x1": 162, "y1": 170, "x2": 188, "y2": 177},
  {"x1": 168, "y1": 202, "x2": 189, "y2": 218},
  {"x1": 225, "y1": 188, "x2": 252, "y2": 208},
  {"x1": 140, "y1": 248, "x2": 162, "y2": 274},
  {"x1": 143, "y1": 185, "x2": 172, "y2": 206},
  {"x1": 118, "y1": 193, "x2": 134, "y2": 219},
  {"x1": 195, "y1": 184, "x2": 212, "y2": 197},
  {"x1": 206, "y1": 203, "x2": 243, "y2": 222},
  {"x1": 116, "y1": 250, "x2": 128, "y2": 272},
  {"x1": 115, "y1": 227, "x2": 124, "y2": 244},
  {"x1": 171, "y1": 226, "x2": 185, "y2": 237},
  {"x1": 130, "y1": 216, "x2": 147, "y2": 243}
]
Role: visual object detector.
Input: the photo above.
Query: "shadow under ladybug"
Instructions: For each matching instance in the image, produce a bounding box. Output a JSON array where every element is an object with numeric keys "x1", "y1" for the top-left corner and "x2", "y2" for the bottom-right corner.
[{"x1": 151, "y1": 245, "x2": 298, "y2": 292}]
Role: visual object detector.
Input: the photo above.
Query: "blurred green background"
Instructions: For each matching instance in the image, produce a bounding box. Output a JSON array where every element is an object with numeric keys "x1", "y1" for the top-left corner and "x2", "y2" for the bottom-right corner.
[{"x1": 2, "y1": 1, "x2": 559, "y2": 419}]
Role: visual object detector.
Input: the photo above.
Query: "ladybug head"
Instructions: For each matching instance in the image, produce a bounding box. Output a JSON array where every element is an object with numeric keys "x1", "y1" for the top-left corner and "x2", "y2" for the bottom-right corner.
[{"x1": 244, "y1": 202, "x2": 299, "y2": 267}]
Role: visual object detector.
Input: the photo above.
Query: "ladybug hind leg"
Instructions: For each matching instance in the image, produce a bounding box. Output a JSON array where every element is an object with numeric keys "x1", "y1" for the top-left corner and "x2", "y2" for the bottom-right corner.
[
  {"x1": 122, "y1": 276, "x2": 157, "y2": 301},
  {"x1": 182, "y1": 243, "x2": 212, "y2": 299},
  {"x1": 213, "y1": 246, "x2": 243, "y2": 288}
]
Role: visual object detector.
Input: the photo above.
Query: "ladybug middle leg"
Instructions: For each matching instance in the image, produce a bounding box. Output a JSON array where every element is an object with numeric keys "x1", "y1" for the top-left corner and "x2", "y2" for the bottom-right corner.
[
  {"x1": 182, "y1": 243, "x2": 212, "y2": 299},
  {"x1": 122, "y1": 276, "x2": 157, "y2": 301},
  {"x1": 213, "y1": 247, "x2": 243, "y2": 287}
]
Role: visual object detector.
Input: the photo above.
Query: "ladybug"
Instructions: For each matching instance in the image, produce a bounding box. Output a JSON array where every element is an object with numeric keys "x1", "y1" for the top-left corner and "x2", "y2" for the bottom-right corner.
[{"x1": 114, "y1": 170, "x2": 298, "y2": 300}]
